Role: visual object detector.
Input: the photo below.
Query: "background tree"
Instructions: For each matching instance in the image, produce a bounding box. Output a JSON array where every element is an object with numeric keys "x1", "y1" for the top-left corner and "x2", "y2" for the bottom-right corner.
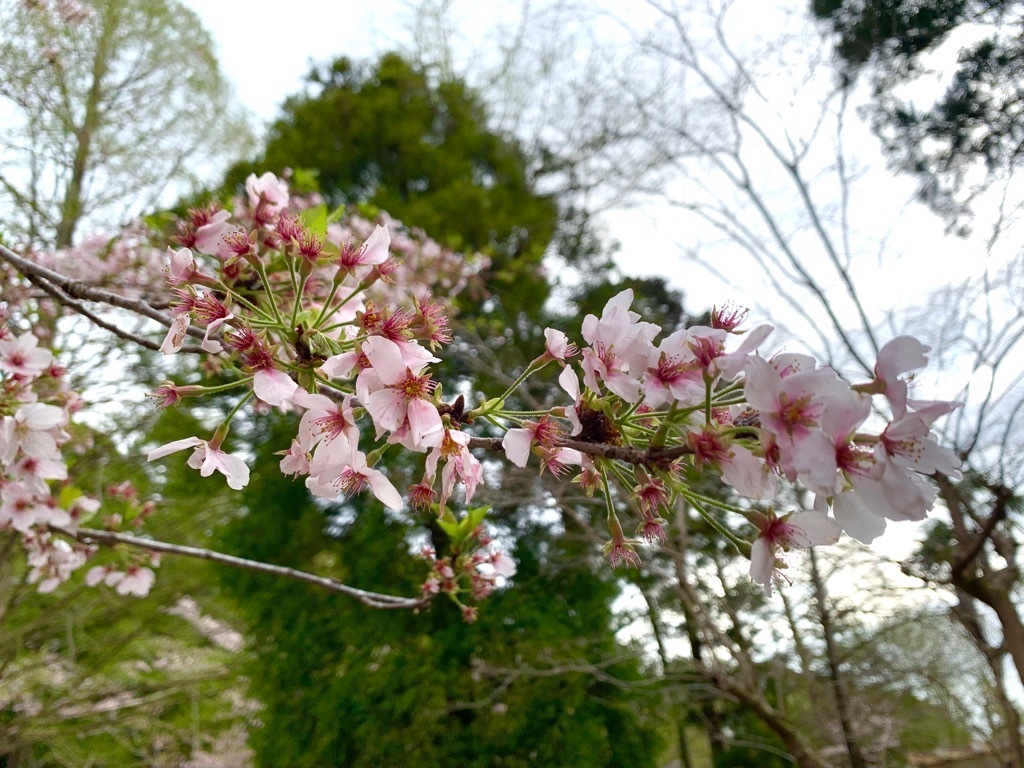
[
  {"x1": 0, "y1": 0, "x2": 248, "y2": 248},
  {"x1": 224, "y1": 52, "x2": 558, "y2": 317},
  {"x1": 810, "y1": 0, "x2": 1024, "y2": 229},
  {"x1": 597, "y1": 1, "x2": 1024, "y2": 762}
]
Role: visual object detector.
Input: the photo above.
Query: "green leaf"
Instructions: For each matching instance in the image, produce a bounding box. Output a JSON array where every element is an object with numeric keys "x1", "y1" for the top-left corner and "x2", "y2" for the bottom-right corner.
[
  {"x1": 300, "y1": 204, "x2": 328, "y2": 238},
  {"x1": 437, "y1": 518, "x2": 461, "y2": 539}
]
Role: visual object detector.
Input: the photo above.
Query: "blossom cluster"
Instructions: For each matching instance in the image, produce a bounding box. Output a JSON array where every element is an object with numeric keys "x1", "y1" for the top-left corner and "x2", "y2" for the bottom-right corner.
[
  {"x1": 502, "y1": 292, "x2": 960, "y2": 593},
  {"x1": 143, "y1": 172, "x2": 961, "y2": 602},
  {"x1": 0, "y1": 324, "x2": 160, "y2": 595}
]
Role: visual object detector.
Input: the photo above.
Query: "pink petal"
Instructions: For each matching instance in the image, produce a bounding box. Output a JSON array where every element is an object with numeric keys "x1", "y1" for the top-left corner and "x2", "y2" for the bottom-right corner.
[
  {"x1": 254, "y1": 368, "x2": 298, "y2": 406},
  {"x1": 362, "y1": 336, "x2": 407, "y2": 385},
  {"x1": 359, "y1": 225, "x2": 391, "y2": 265},
  {"x1": 366, "y1": 469, "x2": 403, "y2": 510},
  {"x1": 147, "y1": 436, "x2": 203, "y2": 461},
  {"x1": 749, "y1": 537, "x2": 774, "y2": 593},
  {"x1": 407, "y1": 399, "x2": 444, "y2": 449},
  {"x1": 786, "y1": 511, "x2": 841, "y2": 547},
  {"x1": 161, "y1": 314, "x2": 190, "y2": 355}
]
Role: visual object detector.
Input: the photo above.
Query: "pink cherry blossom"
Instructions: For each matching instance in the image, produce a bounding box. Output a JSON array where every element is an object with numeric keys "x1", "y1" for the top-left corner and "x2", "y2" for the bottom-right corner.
[
  {"x1": 750, "y1": 510, "x2": 840, "y2": 595},
  {"x1": 160, "y1": 313, "x2": 191, "y2": 355},
  {"x1": 686, "y1": 324, "x2": 773, "y2": 383},
  {"x1": 0, "y1": 332, "x2": 53, "y2": 378},
  {"x1": 542, "y1": 328, "x2": 577, "y2": 362},
  {"x1": 305, "y1": 445, "x2": 403, "y2": 510},
  {"x1": 501, "y1": 415, "x2": 564, "y2": 468},
  {"x1": 0, "y1": 482, "x2": 46, "y2": 531},
  {"x1": 252, "y1": 367, "x2": 298, "y2": 407},
  {"x1": 872, "y1": 336, "x2": 930, "y2": 418},
  {"x1": 27, "y1": 536, "x2": 86, "y2": 594},
  {"x1": 147, "y1": 436, "x2": 250, "y2": 490},
  {"x1": 293, "y1": 390, "x2": 359, "y2": 455},
  {"x1": 643, "y1": 328, "x2": 704, "y2": 408},
  {"x1": 358, "y1": 225, "x2": 391, "y2": 265},
  {"x1": 537, "y1": 446, "x2": 583, "y2": 478},
  {"x1": 425, "y1": 428, "x2": 484, "y2": 506},
  {"x1": 688, "y1": 426, "x2": 777, "y2": 500},
  {"x1": 105, "y1": 566, "x2": 156, "y2": 597},
  {"x1": 580, "y1": 289, "x2": 659, "y2": 403},
  {"x1": 278, "y1": 439, "x2": 311, "y2": 477},
  {"x1": 604, "y1": 513, "x2": 642, "y2": 568},
  {"x1": 0, "y1": 402, "x2": 67, "y2": 464},
  {"x1": 558, "y1": 366, "x2": 584, "y2": 436},
  {"x1": 744, "y1": 356, "x2": 851, "y2": 455},
  {"x1": 490, "y1": 551, "x2": 517, "y2": 578},
  {"x1": 358, "y1": 336, "x2": 442, "y2": 450},
  {"x1": 193, "y1": 210, "x2": 233, "y2": 256},
  {"x1": 246, "y1": 172, "x2": 289, "y2": 213},
  {"x1": 166, "y1": 246, "x2": 199, "y2": 285},
  {"x1": 11, "y1": 453, "x2": 68, "y2": 496},
  {"x1": 880, "y1": 401, "x2": 962, "y2": 477},
  {"x1": 192, "y1": 293, "x2": 234, "y2": 354}
]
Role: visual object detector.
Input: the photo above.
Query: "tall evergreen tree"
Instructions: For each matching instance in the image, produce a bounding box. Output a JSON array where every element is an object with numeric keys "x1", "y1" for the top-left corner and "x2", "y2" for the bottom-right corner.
[{"x1": 225, "y1": 53, "x2": 558, "y2": 317}]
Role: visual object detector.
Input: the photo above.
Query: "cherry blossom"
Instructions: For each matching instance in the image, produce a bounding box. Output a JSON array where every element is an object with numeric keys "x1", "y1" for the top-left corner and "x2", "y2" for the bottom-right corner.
[
  {"x1": 871, "y1": 336, "x2": 931, "y2": 418},
  {"x1": 425, "y1": 428, "x2": 484, "y2": 506},
  {"x1": 749, "y1": 510, "x2": 841, "y2": 595},
  {"x1": 305, "y1": 443, "x2": 403, "y2": 510},
  {"x1": 358, "y1": 336, "x2": 443, "y2": 450},
  {"x1": 246, "y1": 171, "x2": 289, "y2": 214},
  {"x1": 0, "y1": 332, "x2": 53, "y2": 378},
  {"x1": 252, "y1": 366, "x2": 298, "y2": 407},
  {"x1": 147, "y1": 436, "x2": 250, "y2": 490},
  {"x1": 165, "y1": 246, "x2": 199, "y2": 285},
  {"x1": 580, "y1": 289, "x2": 659, "y2": 402},
  {"x1": 105, "y1": 566, "x2": 157, "y2": 597}
]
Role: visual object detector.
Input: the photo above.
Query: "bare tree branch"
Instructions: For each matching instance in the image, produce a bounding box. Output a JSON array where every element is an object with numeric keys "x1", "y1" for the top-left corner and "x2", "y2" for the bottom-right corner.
[{"x1": 53, "y1": 525, "x2": 430, "y2": 611}]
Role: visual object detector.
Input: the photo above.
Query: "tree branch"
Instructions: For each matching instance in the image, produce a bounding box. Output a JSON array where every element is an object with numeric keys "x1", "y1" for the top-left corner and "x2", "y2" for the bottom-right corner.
[
  {"x1": 52, "y1": 525, "x2": 430, "y2": 611},
  {"x1": 21, "y1": 269, "x2": 205, "y2": 354},
  {"x1": 0, "y1": 243, "x2": 204, "y2": 340}
]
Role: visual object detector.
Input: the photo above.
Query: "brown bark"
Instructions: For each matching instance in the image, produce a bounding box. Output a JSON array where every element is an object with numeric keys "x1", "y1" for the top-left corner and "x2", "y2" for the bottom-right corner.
[
  {"x1": 669, "y1": 505, "x2": 831, "y2": 768},
  {"x1": 710, "y1": 671, "x2": 831, "y2": 768},
  {"x1": 940, "y1": 475, "x2": 1024, "y2": 687}
]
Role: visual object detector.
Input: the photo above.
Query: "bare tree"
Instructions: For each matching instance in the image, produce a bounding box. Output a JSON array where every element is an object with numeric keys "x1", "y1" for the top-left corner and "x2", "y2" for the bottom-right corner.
[
  {"x1": 0, "y1": 0, "x2": 250, "y2": 247},
  {"x1": 607, "y1": 0, "x2": 1024, "y2": 758}
]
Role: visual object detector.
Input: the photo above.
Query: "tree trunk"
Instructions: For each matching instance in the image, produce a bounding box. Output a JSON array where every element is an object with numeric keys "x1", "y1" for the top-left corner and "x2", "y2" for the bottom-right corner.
[
  {"x1": 809, "y1": 548, "x2": 868, "y2": 768},
  {"x1": 939, "y1": 475, "x2": 1024, "y2": 688},
  {"x1": 55, "y1": 3, "x2": 119, "y2": 247},
  {"x1": 639, "y1": 583, "x2": 695, "y2": 768}
]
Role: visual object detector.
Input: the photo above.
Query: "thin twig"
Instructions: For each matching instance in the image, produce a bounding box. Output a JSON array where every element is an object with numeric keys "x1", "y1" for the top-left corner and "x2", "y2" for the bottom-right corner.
[
  {"x1": 22, "y1": 270, "x2": 205, "y2": 354},
  {"x1": 52, "y1": 525, "x2": 430, "y2": 610},
  {"x1": 467, "y1": 436, "x2": 693, "y2": 466},
  {"x1": 0, "y1": 243, "x2": 204, "y2": 340}
]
